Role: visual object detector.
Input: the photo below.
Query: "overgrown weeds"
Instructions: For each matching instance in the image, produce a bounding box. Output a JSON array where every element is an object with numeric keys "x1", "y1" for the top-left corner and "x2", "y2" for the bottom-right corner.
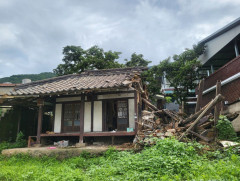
[
  {"x1": 216, "y1": 115, "x2": 238, "y2": 141},
  {"x1": 0, "y1": 131, "x2": 27, "y2": 153},
  {"x1": 0, "y1": 138, "x2": 240, "y2": 180}
]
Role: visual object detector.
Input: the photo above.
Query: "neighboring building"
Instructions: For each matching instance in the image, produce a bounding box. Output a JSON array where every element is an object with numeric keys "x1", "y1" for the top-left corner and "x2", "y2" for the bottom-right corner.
[
  {"x1": 197, "y1": 17, "x2": 240, "y2": 115},
  {"x1": 0, "y1": 67, "x2": 146, "y2": 145}
]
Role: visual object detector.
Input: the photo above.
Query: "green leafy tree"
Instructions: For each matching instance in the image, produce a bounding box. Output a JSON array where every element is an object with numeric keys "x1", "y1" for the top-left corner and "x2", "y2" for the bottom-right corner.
[
  {"x1": 143, "y1": 44, "x2": 204, "y2": 103},
  {"x1": 125, "y1": 53, "x2": 151, "y2": 67},
  {"x1": 164, "y1": 44, "x2": 204, "y2": 105},
  {"x1": 141, "y1": 62, "x2": 165, "y2": 100},
  {"x1": 53, "y1": 45, "x2": 123, "y2": 76}
]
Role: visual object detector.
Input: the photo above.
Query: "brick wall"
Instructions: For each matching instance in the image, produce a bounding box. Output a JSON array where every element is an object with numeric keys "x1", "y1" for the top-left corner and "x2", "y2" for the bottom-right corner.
[
  {"x1": 198, "y1": 56, "x2": 240, "y2": 108},
  {"x1": 203, "y1": 55, "x2": 240, "y2": 90}
]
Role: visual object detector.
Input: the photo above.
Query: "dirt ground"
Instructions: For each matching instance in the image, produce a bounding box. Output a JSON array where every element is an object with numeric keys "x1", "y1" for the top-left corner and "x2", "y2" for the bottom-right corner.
[{"x1": 1, "y1": 145, "x2": 133, "y2": 159}]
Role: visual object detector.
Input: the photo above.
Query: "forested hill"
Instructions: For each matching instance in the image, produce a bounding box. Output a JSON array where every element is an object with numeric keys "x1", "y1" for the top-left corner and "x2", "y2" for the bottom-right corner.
[{"x1": 0, "y1": 72, "x2": 56, "y2": 84}]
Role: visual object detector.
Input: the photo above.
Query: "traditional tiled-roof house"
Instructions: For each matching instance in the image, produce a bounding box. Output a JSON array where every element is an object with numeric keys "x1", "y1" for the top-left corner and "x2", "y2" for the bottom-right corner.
[{"x1": 1, "y1": 67, "x2": 146, "y2": 145}]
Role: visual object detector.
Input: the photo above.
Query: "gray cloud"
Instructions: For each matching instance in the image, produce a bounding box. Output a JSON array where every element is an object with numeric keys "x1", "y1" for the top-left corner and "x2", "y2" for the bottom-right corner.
[{"x1": 0, "y1": 0, "x2": 239, "y2": 77}]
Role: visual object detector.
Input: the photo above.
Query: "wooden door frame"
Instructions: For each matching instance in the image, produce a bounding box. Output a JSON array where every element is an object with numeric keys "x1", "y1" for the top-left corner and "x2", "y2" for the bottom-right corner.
[
  {"x1": 102, "y1": 98, "x2": 130, "y2": 132},
  {"x1": 116, "y1": 99, "x2": 129, "y2": 131},
  {"x1": 61, "y1": 101, "x2": 81, "y2": 133}
]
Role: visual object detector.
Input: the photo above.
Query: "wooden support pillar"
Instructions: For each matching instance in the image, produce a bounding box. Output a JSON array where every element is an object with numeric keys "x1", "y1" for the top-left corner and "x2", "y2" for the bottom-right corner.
[
  {"x1": 111, "y1": 136, "x2": 115, "y2": 145},
  {"x1": 17, "y1": 107, "x2": 22, "y2": 134},
  {"x1": 195, "y1": 79, "x2": 204, "y2": 113},
  {"x1": 214, "y1": 81, "x2": 221, "y2": 139},
  {"x1": 79, "y1": 95, "x2": 85, "y2": 143},
  {"x1": 181, "y1": 101, "x2": 185, "y2": 114},
  {"x1": 91, "y1": 99, "x2": 94, "y2": 132},
  {"x1": 36, "y1": 105, "x2": 43, "y2": 144}
]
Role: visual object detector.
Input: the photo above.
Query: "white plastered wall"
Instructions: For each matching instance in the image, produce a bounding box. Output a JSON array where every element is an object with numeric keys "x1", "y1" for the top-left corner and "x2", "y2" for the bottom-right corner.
[
  {"x1": 84, "y1": 102, "x2": 91, "y2": 132},
  {"x1": 54, "y1": 104, "x2": 62, "y2": 133},
  {"x1": 128, "y1": 99, "x2": 135, "y2": 129},
  {"x1": 93, "y1": 101, "x2": 102, "y2": 131}
]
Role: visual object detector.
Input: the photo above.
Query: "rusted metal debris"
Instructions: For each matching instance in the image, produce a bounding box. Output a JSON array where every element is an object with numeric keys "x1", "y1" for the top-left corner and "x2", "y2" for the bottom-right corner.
[{"x1": 134, "y1": 94, "x2": 225, "y2": 146}]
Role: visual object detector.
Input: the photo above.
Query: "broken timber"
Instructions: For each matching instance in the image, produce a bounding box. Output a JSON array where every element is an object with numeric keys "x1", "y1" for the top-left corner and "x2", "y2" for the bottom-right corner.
[
  {"x1": 180, "y1": 101, "x2": 211, "y2": 125},
  {"x1": 178, "y1": 94, "x2": 224, "y2": 141}
]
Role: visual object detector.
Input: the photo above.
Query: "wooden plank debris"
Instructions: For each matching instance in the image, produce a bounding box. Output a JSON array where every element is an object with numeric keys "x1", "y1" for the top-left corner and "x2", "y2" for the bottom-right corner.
[
  {"x1": 134, "y1": 93, "x2": 226, "y2": 147},
  {"x1": 179, "y1": 94, "x2": 224, "y2": 141}
]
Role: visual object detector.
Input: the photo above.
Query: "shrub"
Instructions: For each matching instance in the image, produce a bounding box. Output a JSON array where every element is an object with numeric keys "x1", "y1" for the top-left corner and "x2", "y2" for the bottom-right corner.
[
  {"x1": 14, "y1": 131, "x2": 27, "y2": 148},
  {"x1": 216, "y1": 115, "x2": 238, "y2": 141},
  {"x1": 0, "y1": 132, "x2": 27, "y2": 153},
  {"x1": 165, "y1": 96, "x2": 172, "y2": 103}
]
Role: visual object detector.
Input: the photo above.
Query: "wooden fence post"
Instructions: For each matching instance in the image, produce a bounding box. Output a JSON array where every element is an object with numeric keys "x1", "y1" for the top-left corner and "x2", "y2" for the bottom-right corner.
[{"x1": 195, "y1": 79, "x2": 204, "y2": 113}]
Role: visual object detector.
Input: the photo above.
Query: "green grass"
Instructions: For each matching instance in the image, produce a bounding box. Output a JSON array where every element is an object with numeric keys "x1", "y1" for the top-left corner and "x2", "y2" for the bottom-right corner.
[{"x1": 0, "y1": 138, "x2": 240, "y2": 180}]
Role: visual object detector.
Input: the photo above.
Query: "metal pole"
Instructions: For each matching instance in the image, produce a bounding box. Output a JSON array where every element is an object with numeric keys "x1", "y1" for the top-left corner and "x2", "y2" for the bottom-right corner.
[
  {"x1": 211, "y1": 65, "x2": 214, "y2": 74},
  {"x1": 234, "y1": 39, "x2": 239, "y2": 57},
  {"x1": 207, "y1": 70, "x2": 210, "y2": 76}
]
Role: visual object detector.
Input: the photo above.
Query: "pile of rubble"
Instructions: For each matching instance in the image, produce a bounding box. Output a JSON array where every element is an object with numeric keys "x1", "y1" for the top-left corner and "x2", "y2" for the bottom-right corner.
[{"x1": 134, "y1": 94, "x2": 225, "y2": 146}]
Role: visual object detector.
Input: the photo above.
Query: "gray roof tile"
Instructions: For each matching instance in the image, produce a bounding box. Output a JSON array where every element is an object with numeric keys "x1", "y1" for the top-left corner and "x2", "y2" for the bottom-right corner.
[{"x1": 9, "y1": 67, "x2": 146, "y2": 96}]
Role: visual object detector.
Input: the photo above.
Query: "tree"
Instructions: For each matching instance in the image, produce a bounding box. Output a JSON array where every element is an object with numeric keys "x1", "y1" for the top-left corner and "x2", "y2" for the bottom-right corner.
[
  {"x1": 141, "y1": 62, "x2": 165, "y2": 100},
  {"x1": 160, "y1": 44, "x2": 204, "y2": 105},
  {"x1": 125, "y1": 53, "x2": 151, "y2": 67},
  {"x1": 143, "y1": 44, "x2": 204, "y2": 104},
  {"x1": 53, "y1": 45, "x2": 123, "y2": 76}
]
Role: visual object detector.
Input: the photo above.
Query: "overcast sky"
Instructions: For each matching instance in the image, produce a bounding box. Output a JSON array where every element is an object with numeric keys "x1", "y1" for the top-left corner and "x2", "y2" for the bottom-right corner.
[{"x1": 0, "y1": 0, "x2": 239, "y2": 78}]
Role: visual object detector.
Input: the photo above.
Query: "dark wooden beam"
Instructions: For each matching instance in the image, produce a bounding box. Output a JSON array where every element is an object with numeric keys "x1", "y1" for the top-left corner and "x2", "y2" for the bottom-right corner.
[
  {"x1": 91, "y1": 100, "x2": 94, "y2": 132},
  {"x1": 17, "y1": 107, "x2": 21, "y2": 134},
  {"x1": 40, "y1": 131, "x2": 136, "y2": 137},
  {"x1": 189, "y1": 130, "x2": 211, "y2": 142},
  {"x1": 195, "y1": 79, "x2": 204, "y2": 113},
  {"x1": 181, "y1": 101, "x2": 211, "y2": 125},
  {"x1": 36, "y1": 105, "x2": 43, "y2": 144},
  {"x1": 102, "y1": 100, "x2": 106, "y2": 132},
  {"x1": 79, "y1": 95, "x2": 85, "y2": 143}
]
